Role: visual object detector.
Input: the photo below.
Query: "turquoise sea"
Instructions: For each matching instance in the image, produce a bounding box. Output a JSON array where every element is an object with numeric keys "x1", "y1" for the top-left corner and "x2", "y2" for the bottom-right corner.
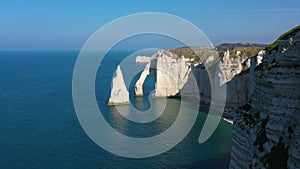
[{"x1": 0, "y1": 51, "x2": 232, "y2": 169}]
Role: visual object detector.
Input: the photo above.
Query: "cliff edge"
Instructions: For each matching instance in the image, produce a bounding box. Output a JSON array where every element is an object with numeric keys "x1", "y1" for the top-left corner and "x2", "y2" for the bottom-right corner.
[{"x1": 230, "y1": 26, "x2": 300, "y2": 169}]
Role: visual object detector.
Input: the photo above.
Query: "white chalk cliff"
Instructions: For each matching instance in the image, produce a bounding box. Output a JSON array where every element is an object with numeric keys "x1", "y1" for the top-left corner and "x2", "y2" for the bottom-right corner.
[
  {"x1": 134, "y1": 50, "x2": 192, "y2": 97},
  {"x1": 154, "y1": 51, "x2": 191, "y2": 97},
  {"x1": 134, "y1": 47, "x2": 263, "y2": 119},
  {"x1": 135, "y1": 62, "x2": 150, "y2": 96},
  {"x1": 135, "y1": 55, "x2": 153, "y2": 63},
  {"x1": 107, "y1": 26, "x2": 300, "y2": 168},
  {"x1": 108, "y1": 65, "x2": 129, "y2": 105},
  {"x1": 230, "y1": 27, "x2": 300, "y2": 169}
]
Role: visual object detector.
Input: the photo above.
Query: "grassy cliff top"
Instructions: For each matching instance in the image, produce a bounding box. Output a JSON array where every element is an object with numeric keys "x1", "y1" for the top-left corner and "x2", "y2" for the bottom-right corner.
[
  {"x1": 166, "y1": 44, "x2": 264, "y2": 63},
  {"x1": 266, "y1": 25, "x2": 300, "y2": 52},
  {"x1": 165, "y1": 47, "x2": 217, "y2": 63},
  {"x1": 165, "y1": 26, "x2": 300, "y2": 63},
  {"x1": 228, "y1": 47, "x2": 263, "y2": 59},
  {"x1": 217, "y1": 43, "x2": 266, "y2": 51}
]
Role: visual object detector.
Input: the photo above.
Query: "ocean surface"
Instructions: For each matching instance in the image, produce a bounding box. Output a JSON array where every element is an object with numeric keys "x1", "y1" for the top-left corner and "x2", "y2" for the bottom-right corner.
[{"x1": 0, "y1": 51, "x2": 232, "y2": 169}]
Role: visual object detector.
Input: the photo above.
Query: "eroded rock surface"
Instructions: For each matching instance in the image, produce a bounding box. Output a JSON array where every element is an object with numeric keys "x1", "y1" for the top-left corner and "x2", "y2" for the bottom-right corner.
[
  {"x1": 108, "y1": 65, "x2": 129, "y2": 105},
  {"x1": 230, "y1": 30, "x2": 300, "y2": 169},
  {"x1": 134, "y1": 47, "x2": 263, "y2": 118}
]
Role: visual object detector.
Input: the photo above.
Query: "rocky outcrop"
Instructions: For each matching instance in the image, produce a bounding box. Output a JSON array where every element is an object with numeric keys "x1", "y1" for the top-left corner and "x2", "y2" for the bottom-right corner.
[
  {"x1": 135, "y1": 55, "x2": 153, "y2": 63},
  {"x1": 249, "y1": 50, "x2": 265, "y2": 96},
  {"x1": 135, "y1": 62, "x2": 151, "y2": 96},
  {"x1": 230, "y1": 28, "x2": 300, "y2": 169},
  {"x1": 219, "y1": 50, "x2": 249, "y2": 85},
  {"x1": 153, "y1": 51, "x2": 191, "y2": 97},
  {"x1": 135, "y1": 50, "x2": 192, "y2": 97},
  {"x1": 108, "y1": 65, "x2": 129, "y2": 105},
  {"x1": 222, "y1": 50, "x2": 265, "y2": 118},
  {"x1": 134, "y1": 47, "x2": 263, "y2": 118}
]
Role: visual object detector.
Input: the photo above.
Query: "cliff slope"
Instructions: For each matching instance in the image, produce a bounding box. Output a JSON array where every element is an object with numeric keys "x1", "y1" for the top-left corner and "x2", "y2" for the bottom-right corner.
[{"x1": 230, "y1": 26, "x2": 300, "y2": 169}]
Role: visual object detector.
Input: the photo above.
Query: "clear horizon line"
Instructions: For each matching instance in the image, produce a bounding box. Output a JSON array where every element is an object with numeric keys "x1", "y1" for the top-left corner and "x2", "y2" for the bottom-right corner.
[
  {"x1": 227, "y1": 8, "x2": 300, "y2": 13},
  {"x1": 0, "y1": 42, "x2": 270, "y2": 51}
]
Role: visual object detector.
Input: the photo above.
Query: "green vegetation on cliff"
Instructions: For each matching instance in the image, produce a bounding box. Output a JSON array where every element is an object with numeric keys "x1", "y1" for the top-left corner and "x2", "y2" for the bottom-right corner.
[
  {"x1": 262, "y1": 59, "x2": 277, "y2": 76},
  {"x1": 217, "y1": 43, "x2": 266, "y2": 51},
  {"x1": 228, "y1": 47, "x2": 263, "y2": 59},
  {"x1": 166, "y1": 47, "x2": 217, "y2": 64},
  {"x1": 167, "y1": 44, "x2": 265, "y2": 64},
  {"x1": 258, "y1": 26, "x2": 300, "y2": 77},
  {"x1": 168, "y1": 47, "x2": 198, "y2": 59},
  {"x1": 266, "y1": 25, "x2": 300, "y2": 52}
]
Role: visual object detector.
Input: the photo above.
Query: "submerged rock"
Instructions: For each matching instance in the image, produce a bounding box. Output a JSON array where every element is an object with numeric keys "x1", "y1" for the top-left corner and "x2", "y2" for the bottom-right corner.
[{"x1": 108, "y1": 65, "x2": 129, "y2": 105}]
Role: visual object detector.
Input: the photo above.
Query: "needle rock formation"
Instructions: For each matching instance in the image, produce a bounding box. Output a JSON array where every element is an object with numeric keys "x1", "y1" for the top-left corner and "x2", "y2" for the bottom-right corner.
[{"x1": 108, "y1": 65, "x2": 129, "y2": 105}]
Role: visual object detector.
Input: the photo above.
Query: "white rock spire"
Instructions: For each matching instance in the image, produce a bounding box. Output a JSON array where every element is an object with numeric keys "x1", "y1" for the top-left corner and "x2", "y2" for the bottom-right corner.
[{"x1": 108, "y1": 65, "x2": 129, "y2": 105}]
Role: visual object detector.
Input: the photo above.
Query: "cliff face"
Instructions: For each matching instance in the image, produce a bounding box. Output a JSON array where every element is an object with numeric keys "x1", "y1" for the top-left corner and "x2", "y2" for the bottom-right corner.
[
  {"x1": 135, "y1": 50, "x2": 192, "y2": 97},
  {"x1": 153, "y1": 51, "x2": 191, "y2": 97},
  {"x1": 230, "y1": 30, "x2": 300, "y2": 169},
  {"x1": 219, "y1": 50, "x2": 249, "y2": 85},
  {"x1": 134, "y1": 47, "x2": 262, "y2": 118},
  {"x1": 135, "y1": 62, "x2": 151, "y2": 96},
  {"x1": 223, "y1": 50, "x2": 265, "y2": 118}
]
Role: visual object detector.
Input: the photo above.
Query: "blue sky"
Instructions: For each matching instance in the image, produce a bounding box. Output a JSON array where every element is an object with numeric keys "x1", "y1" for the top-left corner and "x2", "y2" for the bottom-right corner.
[{"x1": 0, "y1": 0, "x2": 299, "y2": 50}]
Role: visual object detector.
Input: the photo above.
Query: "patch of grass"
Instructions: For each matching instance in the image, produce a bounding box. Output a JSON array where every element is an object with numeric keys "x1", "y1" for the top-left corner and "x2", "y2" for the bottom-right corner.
[
  {"x1": 262, "y1": 60, "x2": 277, "y2": 76},
  {"x1": 229, "y1": 47, "x2": 263, "y2": 59},
  {"x1": 168, "y1": 48, "x2": 198, "y2": 59},
  {"x1": 167, "y1": 47, "x2": 218, "y2": 64},
  {"x1": 266, "y1": 25, "x2": 300, "y2": 52}
]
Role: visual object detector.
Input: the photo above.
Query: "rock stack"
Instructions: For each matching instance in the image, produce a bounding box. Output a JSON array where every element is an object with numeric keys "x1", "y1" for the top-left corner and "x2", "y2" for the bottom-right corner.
[{"x1": 108, "y1": 65, "x2": 129, "y2": 105}]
